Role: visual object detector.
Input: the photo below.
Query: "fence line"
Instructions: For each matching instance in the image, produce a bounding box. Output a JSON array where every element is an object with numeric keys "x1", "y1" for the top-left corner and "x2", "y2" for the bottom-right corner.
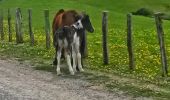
[
  {"x1": 0, "y1": 9, "x2": 4, "y2": 40},
  {"x1": 102, "y1": 11, "x2": 109, "y2": 65},
  {"x1": 0, "y1": 8, "x2": 169, "y2": 77},
  {"x1": 155, "y1": 13, "x2": 168, "y2": 77},
  {"x1": 28, "y1": 8, "x2": 34, "y2": 46},
  {"x1": 8, "y1": 8, "x2": 12, "y2": 42},
  {"x1": 15, "y1": 8, "x2": 23, "y2": 43},
  {"x1": 44, "y1": 9, "x2": 51, "y2": 49},
  {"x1": 127, "y1": 13, "x2": 135, "y2": 70}
]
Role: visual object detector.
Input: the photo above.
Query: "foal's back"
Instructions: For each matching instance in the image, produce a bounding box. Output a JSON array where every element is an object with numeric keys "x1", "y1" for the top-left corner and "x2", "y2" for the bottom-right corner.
[{"x1": 52, "y1": 10, "x2": 79, "y2": 34}]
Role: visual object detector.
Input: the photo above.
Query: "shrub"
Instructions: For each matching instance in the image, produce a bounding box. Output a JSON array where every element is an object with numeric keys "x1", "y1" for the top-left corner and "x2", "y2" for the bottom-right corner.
[
  {"x1": 132, "y1": 8, "x2": 170, "y2": 20},
  {"x1": 160, "y1": 13, "x2": 170, "y2": 20},
  {"x1": 132, "y1": 8, "x2": 154, "y2": 17}
]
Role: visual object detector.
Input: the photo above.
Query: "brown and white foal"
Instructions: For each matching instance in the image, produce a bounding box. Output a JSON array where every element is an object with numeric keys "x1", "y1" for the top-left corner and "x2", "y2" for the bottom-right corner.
[{"x1": 54, "y1": 19, "x2": 84, "y2": 75}]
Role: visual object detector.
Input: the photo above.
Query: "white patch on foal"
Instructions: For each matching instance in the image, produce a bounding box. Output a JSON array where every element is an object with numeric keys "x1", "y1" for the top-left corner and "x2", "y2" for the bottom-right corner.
[{"x1": 72, "y1": 23, "x2": 84, "y2": 72}]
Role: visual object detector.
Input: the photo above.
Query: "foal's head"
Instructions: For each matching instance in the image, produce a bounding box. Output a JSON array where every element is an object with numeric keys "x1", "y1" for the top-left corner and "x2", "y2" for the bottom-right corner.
[
  {"x1": 72, "y1": 20, "x2": 83, "y2": 29},
  {"x1": 81, "y1": 14, "x2": 94, "y2": 33}
]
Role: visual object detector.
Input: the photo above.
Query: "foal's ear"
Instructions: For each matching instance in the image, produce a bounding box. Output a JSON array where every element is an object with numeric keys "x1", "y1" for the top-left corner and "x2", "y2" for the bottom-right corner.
[{"x1": 81, "y1": 11, "x2": 89, "y2": 19}]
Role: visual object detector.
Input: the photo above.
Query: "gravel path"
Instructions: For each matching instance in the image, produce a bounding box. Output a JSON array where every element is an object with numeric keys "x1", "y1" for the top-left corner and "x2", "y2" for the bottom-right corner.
[{"x1": 0, "y1": 58, "x2": 134, "y2": 100}]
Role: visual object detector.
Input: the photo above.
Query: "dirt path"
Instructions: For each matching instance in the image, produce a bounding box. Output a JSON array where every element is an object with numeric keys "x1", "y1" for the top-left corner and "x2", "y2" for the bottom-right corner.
[{"x1": 0, "y1": 58, "x2": 138, "y2": 100}]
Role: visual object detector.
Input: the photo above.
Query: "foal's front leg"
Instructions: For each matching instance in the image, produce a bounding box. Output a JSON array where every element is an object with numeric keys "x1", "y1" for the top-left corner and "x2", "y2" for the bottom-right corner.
[
  {"x1": 77, "y1": 51, "x2": 84, "y2": 72},
  {"x1": 75, "y1": 40, "x2": 84, "y2": 72}
]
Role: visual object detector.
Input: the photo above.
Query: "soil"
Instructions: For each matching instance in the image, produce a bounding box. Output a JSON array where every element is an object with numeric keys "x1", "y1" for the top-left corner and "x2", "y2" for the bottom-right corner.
[{"x1": 0, "y1": 58, "x2": 150, "y2": 100}]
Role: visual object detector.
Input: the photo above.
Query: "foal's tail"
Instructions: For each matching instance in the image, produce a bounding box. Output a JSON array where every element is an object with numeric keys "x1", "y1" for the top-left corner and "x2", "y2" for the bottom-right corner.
[
  {"x1": 52, "y1": 9, "x2": 65, "y2": 46},
  {"x1": 56, "y1": 9, "x2": 64, "y2": 16}
]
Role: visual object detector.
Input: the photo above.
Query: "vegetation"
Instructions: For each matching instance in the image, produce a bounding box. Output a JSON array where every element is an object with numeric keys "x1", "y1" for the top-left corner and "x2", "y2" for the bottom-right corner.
[
  {"x1": 132, "y1": 8, "x2": 154, "y2": 17},
  {"x1": 1, "y1": 0, "x2": 170, "y2": 99},
  {"x1": 132, "y1": 8, "x2": 170, "y2": 20}
]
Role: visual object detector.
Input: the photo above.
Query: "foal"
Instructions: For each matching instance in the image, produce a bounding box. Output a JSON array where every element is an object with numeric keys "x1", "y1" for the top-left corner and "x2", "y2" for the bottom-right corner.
[
  {"x1": 52, "y1": 9, "x2": 94, "y2": 66},
  {"x1": 55, "y1": 19, "x2": 84, "y2": 75}
]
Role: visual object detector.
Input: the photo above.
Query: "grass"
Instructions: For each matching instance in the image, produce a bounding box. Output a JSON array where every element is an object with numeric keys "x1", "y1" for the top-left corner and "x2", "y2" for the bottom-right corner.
[{"x1": 1, "y1": 0, "x2": 170, "y2": 99}]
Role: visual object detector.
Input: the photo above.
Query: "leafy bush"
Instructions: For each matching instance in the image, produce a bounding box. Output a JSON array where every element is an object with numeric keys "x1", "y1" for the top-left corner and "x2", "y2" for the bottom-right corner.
[
  {"x1": 132, "y1": 8, "x2": 154, "y2": 17},
  {"x1": 132, "y1": 8, "x2": 170, "y2": 20},
  {"x1": 160, "y1": 13, "x2": 170, "y2": 20}
]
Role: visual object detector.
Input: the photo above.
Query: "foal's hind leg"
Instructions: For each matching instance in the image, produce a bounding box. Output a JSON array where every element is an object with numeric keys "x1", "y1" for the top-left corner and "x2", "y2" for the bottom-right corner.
[
  {"x1": 72, "y1": 47, "x2": 77, "y2": 72},
  {"x1": 77, "y1": 51, "x2": 84, "y2": 72},
  {"x1": 65, "y1": 50, "x2": 74, "y2": 75},
  {"x1": 56, "y1": 48, "x2": 62, "y2": 75}
]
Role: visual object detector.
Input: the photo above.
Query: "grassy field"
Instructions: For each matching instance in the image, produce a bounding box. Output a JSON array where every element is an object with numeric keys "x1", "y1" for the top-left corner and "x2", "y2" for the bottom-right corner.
[{"x1": 1, "y1": 0, "x2": 170, "y2": 99}]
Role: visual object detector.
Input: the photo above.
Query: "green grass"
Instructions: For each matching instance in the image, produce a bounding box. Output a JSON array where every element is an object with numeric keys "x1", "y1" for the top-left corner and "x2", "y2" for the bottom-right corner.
[
  {"x1": 1, "y1": 0, "x2": 170, "y2": 29},
  {"x1": 1, "y1": 0, "x2": 170, "y2": 99}
]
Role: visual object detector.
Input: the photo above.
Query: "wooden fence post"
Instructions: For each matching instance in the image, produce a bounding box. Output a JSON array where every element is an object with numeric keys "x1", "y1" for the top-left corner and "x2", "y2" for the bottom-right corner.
[
  {"x1": 102, "y1": 11, "x2": 109, "y2": 65},
  {"x1": 44, "y1": 9, "x2": 50, "y2": 49},
  {"x1": 155, "y1": 13, "x2": 168, "y2": 77},
  {"x1": 28, "y1": 9, "x2": 34, "y2": 46},
  {"x1": 0, "y1": 9, "x2": 4, "y2": 40},
  {"x1": 8, "y1": 8, "x2": 12, "y2": 42},
  {"x1": 127, "y1": 13, "x2": 135, "y2": 70},
  {"x1": 15, "y1": 8, "x2": 23, "y2": 43}
]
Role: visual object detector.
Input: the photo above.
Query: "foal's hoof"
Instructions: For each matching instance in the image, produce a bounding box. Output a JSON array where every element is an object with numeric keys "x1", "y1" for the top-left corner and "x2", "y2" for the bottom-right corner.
[
  {"x1": 70, "y1": 71, "x2": 75, "y2": 75},
  {"x1": 57, "y1": 72, "x2": 62, "y2": 76},
  {"x1": 73, "y1": 68, "x2": 77, "y2": 72},
  {"x1": 80, "y1": 68, "x2": 84, "y2": 72},
  {"x1": 56, "y1": 70, "x2": 61, "y2": 75}
]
